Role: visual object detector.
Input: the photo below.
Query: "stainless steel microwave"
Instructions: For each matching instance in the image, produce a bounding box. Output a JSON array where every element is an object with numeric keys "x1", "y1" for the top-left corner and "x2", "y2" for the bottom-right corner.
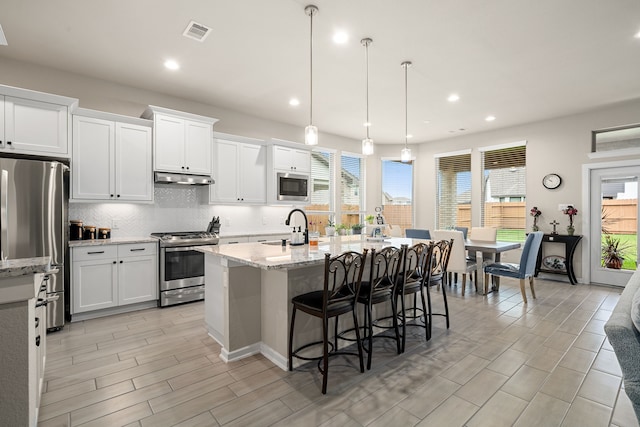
[{"x1": 277, "y1": 172, "x2": 309, "y2": 202}]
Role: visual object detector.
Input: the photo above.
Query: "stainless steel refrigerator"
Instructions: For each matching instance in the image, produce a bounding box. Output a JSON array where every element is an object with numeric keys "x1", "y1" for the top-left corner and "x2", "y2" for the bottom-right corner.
[{"x1": 0, "y1": 157, "x2": 68, "y2": 331}]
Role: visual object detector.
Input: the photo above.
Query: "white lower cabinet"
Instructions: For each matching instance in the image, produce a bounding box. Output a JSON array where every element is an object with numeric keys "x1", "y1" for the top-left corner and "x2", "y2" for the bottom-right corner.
[{"x1": 72, "y1": 243, "x2": 157, "y2": 314}]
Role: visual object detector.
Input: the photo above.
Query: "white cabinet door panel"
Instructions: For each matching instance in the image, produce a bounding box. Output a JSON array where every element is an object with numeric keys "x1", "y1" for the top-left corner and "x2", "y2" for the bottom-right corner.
[
  {"x1": 292, "y1": 149, "x2": 311, "y2": 173},
  {"x1": 4, "y1": 96, "x2": 68, "y2": 155},
  {"x1": 239, "y1": 143, "x2": 266, "y2": 203},
  {"x1": 211, "y1": 139, "x2": 239, "y2": 203},
  {"x1": 0, "y1": 95, "x2": 4, "y2": 149},
  {"x1": 185, "y1": 121, "x2": 212, "y2": 175},
  {"x1": 115, "y1": 122, "x2": 153, "y2": 201},
  {"x1": 118, "y1": 256, "x2": 157, "y2": 305},
  {"x1": 72, "y1": 116, "x2": 115, "y2": 200},
  {"x1": 154, "y1": 114, "x2": 185, "y2": 172},
  {"x1": 72, "y1": 259, "x2": 117, "y2": 313}
]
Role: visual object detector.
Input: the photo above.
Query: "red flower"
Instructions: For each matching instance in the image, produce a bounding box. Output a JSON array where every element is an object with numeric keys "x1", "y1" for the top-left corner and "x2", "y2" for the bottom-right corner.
[
  {"x1": 530, "y1": 207, "x2": 542, "y2": 217},
  {"x1": 563, "y1": 205, "x2": 578, "y2": 226}
]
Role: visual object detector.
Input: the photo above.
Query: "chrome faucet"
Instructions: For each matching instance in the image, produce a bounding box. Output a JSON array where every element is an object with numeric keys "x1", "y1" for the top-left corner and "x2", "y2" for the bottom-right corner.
[{"x1": 285, "y1": 208, "x2": 309, "y2": 244}]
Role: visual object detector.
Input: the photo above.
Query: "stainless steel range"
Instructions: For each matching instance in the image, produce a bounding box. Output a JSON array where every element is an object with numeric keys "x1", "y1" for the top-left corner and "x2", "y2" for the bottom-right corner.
[{"x1": 151, "y1": 231, "x2": 219, "y2": 307}]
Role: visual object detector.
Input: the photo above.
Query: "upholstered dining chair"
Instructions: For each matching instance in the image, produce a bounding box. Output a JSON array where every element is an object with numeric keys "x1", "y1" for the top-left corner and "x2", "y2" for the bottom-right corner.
[
  {"x1": 431, "y1": 230, "x2": 477, "y2": 296},
  {"x1": 454, "y1": 226, "x2": 468, "y2": 239},
  {"x1": 288, "y1": 249, "x2": 368, "y2": 394},
  {"x1": 405, "y1": 229, "x2": 431, "y2": 240},
  {"x1": 483, "y1": 231, "x2": 544, "y2": 303}
]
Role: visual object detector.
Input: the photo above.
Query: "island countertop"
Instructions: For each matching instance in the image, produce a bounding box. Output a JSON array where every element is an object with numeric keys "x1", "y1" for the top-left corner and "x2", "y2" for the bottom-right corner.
[
  {"x1": 196, "y1": 236, "x2": 419, "y2": 270},
  {"x1": 0, "y1": 256, "x2": 52, "y2": 279}
]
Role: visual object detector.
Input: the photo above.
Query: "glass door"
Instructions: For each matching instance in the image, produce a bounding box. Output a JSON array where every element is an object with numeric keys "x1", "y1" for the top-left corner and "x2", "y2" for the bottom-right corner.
[{"x1": 590, "y1": 166, "x2": 639, "y2": 286}]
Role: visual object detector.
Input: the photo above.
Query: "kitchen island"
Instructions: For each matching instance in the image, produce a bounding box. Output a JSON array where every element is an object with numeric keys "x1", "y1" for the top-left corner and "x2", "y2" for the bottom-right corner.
[
  {"x1": 0, "y1": 257, "x2": 52, "y2": 427},
  {"x1": 197, "y1": 236, "x2": 420, "y2": 370}
]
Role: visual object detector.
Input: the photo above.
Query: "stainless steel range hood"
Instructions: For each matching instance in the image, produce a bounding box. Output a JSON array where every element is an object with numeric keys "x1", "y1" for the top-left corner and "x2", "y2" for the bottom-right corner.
[{"x1": 154, "y1": 172, "x2": 214, "y2": 185}]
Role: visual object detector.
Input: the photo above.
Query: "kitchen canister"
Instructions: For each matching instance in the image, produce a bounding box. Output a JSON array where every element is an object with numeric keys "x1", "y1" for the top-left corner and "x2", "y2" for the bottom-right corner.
[
  {"x1": 83, "y1": 225, "x2": 97, "y2": 240},
  {"x1": 98, "y1": 227, "x2": 111, "y2": 239},
  {"x1": 70, "y1": 220, "x2": 84, "y2": 241}
]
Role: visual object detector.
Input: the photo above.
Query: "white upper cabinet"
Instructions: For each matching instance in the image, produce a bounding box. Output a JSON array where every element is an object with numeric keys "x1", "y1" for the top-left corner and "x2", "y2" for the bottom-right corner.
[
  {"x1": 272, "y1": 145, "x2": 311, "y2": 173},
  {"x1": 209, "y1": 133, "x2": 266, "y2": 204},
  {"x1": 0, "y1": 85, "x2": 78, "y2": 157},
  {"x1": 142, "y1": 106, "x2": 218, "y2": 175},
  {"x1": 72, "y1": 109, "x2": 153, "y2": 202}
]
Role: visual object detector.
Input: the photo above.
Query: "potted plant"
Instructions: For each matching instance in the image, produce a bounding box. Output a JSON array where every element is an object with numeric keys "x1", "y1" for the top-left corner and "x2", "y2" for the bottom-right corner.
[
  {"x1": 602, "y1": 234, "x2": 629, "y2": 269},
  {"x1": 563, "y1": 205, "x2": 578, "y2": 235},
  {"x1": 351, "y1": 224, "x2": 364, "y2": 235},
  {"x1": 325, "y1": 219, "x2": 336, "y2": 237},
  {"x1": 336, "y1": 223, "x2": 349, "y2": 235},
  {"x1": 365, "y1": 215, "x2": 375, "y2": 225},
  {"x1": 530, "y1": 206, "x2": 542, "y2": 232}
]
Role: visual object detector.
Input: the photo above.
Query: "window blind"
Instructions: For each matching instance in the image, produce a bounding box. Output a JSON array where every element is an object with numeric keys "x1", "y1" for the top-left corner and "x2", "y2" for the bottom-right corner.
[
  {"x1": 340, "y1": 153, "x2": 364, "y2": 226},
  {"x1": 436, "y1": 153, "x2": 471, "y2": 230},
  {"x1": 481, "y1": 144, "x2": 526, "y2": 241},
  {"x1": 306, "y1": 149, "x2": 335, "y2": 232}
]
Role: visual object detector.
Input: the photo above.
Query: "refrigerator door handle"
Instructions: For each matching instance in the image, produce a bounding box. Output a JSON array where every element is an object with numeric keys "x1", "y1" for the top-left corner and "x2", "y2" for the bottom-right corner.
[{"x1": 1, "y1": 169, "x2": 8, "y2": 261}]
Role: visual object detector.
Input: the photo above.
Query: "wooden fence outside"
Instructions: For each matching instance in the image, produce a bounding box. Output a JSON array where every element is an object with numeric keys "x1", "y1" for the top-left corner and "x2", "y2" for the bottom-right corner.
[{"x1": 306, "y1": 199, "x2": 638, "y2": 235}]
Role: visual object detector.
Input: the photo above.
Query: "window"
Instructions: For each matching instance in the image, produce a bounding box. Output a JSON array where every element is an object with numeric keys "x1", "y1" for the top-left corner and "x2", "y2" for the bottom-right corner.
[
  {"x1": 436, "y1": 151, "x2": 471, "y2": 230},
  {"x1": 381, "y1": 159, "x2": 413, "y2": 234},
  {"x1": 306, "y1": 148, "x2": 335, "y2": 233},
  {"x1": 340, "y1": 152, "x2": 364, "y2": 227},
  {"x1": 480, "y1": 143, "x2": 526, "y2": 242},
  {"x1": 592, "y1": 124, "x2": 640, "y2": 152}
]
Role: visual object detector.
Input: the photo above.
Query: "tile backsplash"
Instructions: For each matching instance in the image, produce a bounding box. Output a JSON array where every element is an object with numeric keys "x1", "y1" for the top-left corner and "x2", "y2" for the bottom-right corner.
[{"x1": 69, "y1": 186, "x2": 295, "y2": 237}]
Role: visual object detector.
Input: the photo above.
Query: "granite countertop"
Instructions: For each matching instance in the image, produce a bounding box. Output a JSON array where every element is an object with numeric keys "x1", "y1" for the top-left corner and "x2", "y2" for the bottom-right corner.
[
  {"x1": 69, "y1": 237, "x2": 158, "y2": 247},
  {"x1": 196, "y1": 236, "x2": 417, "y2": 270},
  {"x1": 0, "y1": 257, "x2": 52, "y2": 279}
]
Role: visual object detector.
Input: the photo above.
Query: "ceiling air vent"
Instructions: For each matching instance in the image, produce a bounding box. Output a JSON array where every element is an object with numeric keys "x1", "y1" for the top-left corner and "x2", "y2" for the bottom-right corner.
[{"x1": 183, "y1": 21, "x2": 211, "y2": 42}]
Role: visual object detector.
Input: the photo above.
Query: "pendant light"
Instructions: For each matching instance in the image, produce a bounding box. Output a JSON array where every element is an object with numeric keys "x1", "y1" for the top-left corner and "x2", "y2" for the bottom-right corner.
[
  {"x1": 304, "y1": 5, "x2": 319, "y2": 146},
  {"x1": 400, "y1": 61, "x2": 412, "y2": 162},
  {"x1": 361, "y1": 38, "x2": 374, "y2": 155}
]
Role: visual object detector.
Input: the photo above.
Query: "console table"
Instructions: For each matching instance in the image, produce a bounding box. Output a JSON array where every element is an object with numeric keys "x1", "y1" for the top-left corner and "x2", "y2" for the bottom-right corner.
[{"x1": 535, "y1": 234, "x2": 582, "y2": 285}]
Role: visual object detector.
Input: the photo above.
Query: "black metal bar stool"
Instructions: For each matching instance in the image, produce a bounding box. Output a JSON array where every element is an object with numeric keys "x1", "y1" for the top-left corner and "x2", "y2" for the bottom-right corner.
[
  {"x1": 395, "y1": 242, "x2": 434, "y2": 352},
  {"x1": 425, "y1": 239, "x2": 454, "y2": 337},
  {"x1": 354, "y1": 246, "x2": 404, "y2": 370},
  {"x1": 288, "y1": 250, "x2": 368, "y2": 394}
]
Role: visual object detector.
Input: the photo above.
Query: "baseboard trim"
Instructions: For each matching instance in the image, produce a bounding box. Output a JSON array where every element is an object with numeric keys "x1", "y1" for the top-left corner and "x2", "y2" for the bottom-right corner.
[{"x1": 220, "y1": 343, "x2": 261, "y2": 364}]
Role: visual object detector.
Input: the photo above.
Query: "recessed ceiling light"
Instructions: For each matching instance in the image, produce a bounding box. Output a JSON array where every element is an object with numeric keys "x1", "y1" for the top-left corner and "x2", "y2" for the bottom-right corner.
[
  {"x1": 423, "y1": 120, "x2": 431, "y2": 124},
  {"x1": 447, "y1": 94, "x2": 460, "y2": 102},
  {"x1": 635, "y1": 30, "x2": 640, "y2": 39},
  {"x1": 164, "y1": 60, "x2": 180, "y2": 70},
  {"x1": 333, "y1": 31, "x2": 348, "y2": 44},
  {"x1": 406, "y1": 134, "x2": 413, "y2": 139},
  {"x1": 485, "y1": 115, "x2": 496, "y2": 122},
  {"x1": 363, "y1": 121, "x2": 371, "y2": 127},
  {"x1": 289, "y1": 98, "x2": 300, "y2": 106}
]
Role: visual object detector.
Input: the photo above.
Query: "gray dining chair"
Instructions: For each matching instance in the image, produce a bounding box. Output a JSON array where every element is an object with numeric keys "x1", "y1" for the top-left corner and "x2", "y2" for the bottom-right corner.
[
  {"x1": 483, "y1": 231, "x2": 544, "y2": 303},
  {"x1": 405, "y1": 229, "x2": 431, "y2": 239}
]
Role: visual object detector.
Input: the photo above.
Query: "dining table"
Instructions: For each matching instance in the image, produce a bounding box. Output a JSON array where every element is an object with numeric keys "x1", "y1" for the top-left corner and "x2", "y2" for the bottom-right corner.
[{"x1": 464, "y1": 239, "x2": 522, "y2": 294}]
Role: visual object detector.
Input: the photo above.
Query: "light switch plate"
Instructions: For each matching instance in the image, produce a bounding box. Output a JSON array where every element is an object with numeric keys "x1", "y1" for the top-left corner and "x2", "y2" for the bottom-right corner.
[{"x1": 112, "y1": 219, "x2": 120, "y2": 229}]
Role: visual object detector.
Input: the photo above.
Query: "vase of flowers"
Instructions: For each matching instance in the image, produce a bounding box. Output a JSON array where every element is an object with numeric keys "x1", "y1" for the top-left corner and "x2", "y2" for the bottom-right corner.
[
  {"x1": 530, "y1": 206, "x2": 542, "y2": 232},
  {"x1": 563, "y1": 205, "x2": 578, "y2": 235}
]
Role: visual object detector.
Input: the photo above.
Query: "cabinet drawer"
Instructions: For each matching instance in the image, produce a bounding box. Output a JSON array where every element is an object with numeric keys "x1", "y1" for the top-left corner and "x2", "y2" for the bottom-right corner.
[
  {"x1": 117, "y1": 243, "x2": 157, "y2": 257},
  {"x1": 72, "y1": 245, "x2": 117, "y2": 261}
]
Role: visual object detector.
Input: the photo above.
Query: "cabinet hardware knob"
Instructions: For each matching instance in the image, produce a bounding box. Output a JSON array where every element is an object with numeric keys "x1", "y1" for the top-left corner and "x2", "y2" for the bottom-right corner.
[
  {"x1": 36, "y1": 336, "x2": 41, "y2": 347},
  {"x1": 117, "y1": 194, "x2": 120, "y2": 198},
  {"x1": 120, "y1": 260, "x2": 123, "y2": 263},
  {"x1": 35, "y1": 317, "x2": 40, "y2": 328},
  {"x1": 181, "y1": 166, "x2": 185, "y2": 169},
  {"x1": 110, "y1": 194, "x2": 114, "y2": 197},
  {"x1": 7, "y1": 141, "x2": 12, "y2": 145},
  {"x1": 186, "y1": 166, "x2": 190, "y2": 170},
  {"x1": 113, "y1": 261, "x2": 116, "y2": 264}
]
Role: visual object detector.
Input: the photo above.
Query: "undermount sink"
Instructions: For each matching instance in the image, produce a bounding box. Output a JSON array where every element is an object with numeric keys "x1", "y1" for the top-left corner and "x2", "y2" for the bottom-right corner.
[{"x1": 261, "y1": 240, "x2": 289, "y2": 246}]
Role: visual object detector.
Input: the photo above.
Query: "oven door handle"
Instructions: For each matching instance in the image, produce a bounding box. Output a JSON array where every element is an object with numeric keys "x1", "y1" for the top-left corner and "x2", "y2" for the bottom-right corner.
[{"x1": 164, "y1": 246, "x2": 204, "y2": 253}]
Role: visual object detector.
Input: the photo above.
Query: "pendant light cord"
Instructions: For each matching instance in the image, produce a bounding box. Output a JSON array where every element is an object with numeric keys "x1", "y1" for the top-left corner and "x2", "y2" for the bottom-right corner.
[
  {"x1": 365, "y1": 40, "x2": 370, "y2": 140},
  {"x1": 404, "y1": 62, "x2": 408, "y2": 148},
  {"x1": 309, "y1": 7, "x2": 314, "y2": 127}
]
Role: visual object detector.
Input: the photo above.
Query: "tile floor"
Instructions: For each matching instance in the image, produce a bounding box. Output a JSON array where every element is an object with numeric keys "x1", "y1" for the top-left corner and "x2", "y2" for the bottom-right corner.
[{"x1": 38, "y1": 277, "x2": 640, "y2": 427}]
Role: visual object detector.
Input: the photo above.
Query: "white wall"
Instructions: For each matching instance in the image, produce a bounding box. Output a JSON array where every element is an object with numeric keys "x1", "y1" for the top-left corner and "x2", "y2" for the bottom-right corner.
[{"x1": 3, "y1": 58, "x2": 640, "y2": 278}]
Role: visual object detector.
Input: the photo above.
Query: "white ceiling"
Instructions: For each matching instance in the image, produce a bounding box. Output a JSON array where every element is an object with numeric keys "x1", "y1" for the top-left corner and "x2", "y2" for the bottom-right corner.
[{"x1": 1, "y1": 0, "x2": 639, "y2": 144}]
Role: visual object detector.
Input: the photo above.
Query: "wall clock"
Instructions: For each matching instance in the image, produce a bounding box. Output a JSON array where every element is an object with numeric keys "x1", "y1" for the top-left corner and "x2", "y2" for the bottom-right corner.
[{"x1": 543, "y1": 173, "x2": 562, "y2": 189}]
